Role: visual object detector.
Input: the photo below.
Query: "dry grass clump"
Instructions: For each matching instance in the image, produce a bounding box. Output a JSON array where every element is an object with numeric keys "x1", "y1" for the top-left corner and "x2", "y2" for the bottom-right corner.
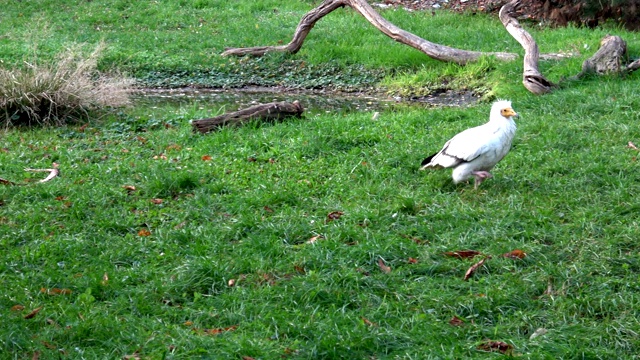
[{"x1": 0, "y1": 42, "x2": 133, "y2": 127}]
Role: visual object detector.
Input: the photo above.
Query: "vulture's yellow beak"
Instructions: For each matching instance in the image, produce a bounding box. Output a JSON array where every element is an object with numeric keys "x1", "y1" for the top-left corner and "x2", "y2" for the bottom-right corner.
[{"x1": 501, "y1": 107, "x2": 518, "y2": 118}]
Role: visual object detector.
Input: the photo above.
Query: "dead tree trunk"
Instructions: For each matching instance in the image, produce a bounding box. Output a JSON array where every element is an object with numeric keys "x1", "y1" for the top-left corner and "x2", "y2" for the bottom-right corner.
[
  {"x1": 222, "y1": 0, "x2": 517, "y2": 64},
  {"x1": 191, "y1": 101, "x2": 304, "y2": 134},
  {"x1": 576, "y1": 35, "x2": 628, "y2": 78},
  {"x1": 499, "y1": 0, "x2": 555, "y2": 94}
]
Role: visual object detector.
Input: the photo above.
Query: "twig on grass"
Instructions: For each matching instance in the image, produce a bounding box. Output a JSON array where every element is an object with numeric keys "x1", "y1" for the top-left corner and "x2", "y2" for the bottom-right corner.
[
  {"x1": 3, "y1": 163, "x2": 61, "y2": 185},
  {"x1": 24, "y1": 163, "x2": 60, "y2": 183}
]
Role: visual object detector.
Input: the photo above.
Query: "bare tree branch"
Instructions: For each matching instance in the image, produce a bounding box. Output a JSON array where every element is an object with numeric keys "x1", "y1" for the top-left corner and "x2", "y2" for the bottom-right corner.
[
  {"x1": 499, "y1": 0, "x2": 555, "y2": 94},
  {"x1": 222, "y1": 0, "x2": 517, "y2": 64},
  {"x1": 25, "y1": 163, "x2": 60, "y2": 183}
]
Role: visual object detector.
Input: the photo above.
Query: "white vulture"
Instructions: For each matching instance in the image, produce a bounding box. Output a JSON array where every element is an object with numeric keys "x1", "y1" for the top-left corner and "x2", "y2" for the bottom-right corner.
[{"x1": 419, "y1": 100, "x2": 519, "y2": 189}]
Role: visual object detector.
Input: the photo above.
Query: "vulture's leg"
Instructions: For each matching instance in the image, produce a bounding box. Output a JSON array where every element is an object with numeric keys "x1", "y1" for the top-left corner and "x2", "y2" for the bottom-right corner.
[{"x1": 472, "y1": 171, "x2": 493, "y2": 189}]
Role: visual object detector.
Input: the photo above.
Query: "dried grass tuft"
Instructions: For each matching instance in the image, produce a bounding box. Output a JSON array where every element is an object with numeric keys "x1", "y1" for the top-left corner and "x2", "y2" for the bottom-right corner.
[{"x1": 0, "y1": 42, "x2": 133, "y2": 127}]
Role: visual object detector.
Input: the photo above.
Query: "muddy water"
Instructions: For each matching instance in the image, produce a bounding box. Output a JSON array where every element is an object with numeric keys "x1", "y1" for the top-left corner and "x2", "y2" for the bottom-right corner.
[{"x1": 131, "y1": 87, "x2": 479, "y2": 115}]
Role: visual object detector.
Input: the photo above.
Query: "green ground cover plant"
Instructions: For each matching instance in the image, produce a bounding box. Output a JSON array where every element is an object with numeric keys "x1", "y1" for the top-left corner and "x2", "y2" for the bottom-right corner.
[{"x1": 1, "y1": 0, "x2": 640, "y2": 359}]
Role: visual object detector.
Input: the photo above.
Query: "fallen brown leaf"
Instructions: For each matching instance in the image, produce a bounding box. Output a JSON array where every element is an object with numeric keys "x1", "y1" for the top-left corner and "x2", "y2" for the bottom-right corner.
[
  {"x1": 378, "y1": 258, "x2": 391, "y2": 274},
  {"x1": 24, "y1": 307, "x2": 42, "y2": 319},
  {"x1": 444, "y1": 250, "x2": 482, "y2": 259},
  {"x1": 464, "y1": 256, "x2": 490, "y2": 281},
  {"x1": 476, "y1": 340, "x2": 514, "y2": 354},
  {"x1": 138, "y1": 229, "x2": 151, "y2": 237},
  {"x1": 151, "y1": 198, "x2": 164, "y2": 205},
  {"x1": 449, "y1": 316, "x2": 465, "y2": 326},
  {"x1": 31, "y1": 351, "x2": 40, "y2": 360},
  {"x1": 361, "y1": 317, "x2": 377, "y2": 327},
  {"x1": 202, "y1": 325, "x2": 238, "y2": 335},
  {"x1": 305, "y1": 235, "x2": 324, "y2": 244},
  {"x1": 11, "y1": 304, "x2": 25, "y2": 312},
  {"x1": 263, "y1": 205, "x2": 274, "y2": 213},
  {"x1": 628, "y1": 141, "x2": 639, "y2": 151},
  {"x1": 123, "y1": 185, "x2": 136, "y2": 192},
  {"x1": 201, "y1": 155, "x2": 212, "y2": 161},
  {"x1": 502, "y1": 249, "x2": 527, "y2": 259},
  {"x1": 408, "y1": 257, "x2": 418, "y2": 264},
  {"x1": 326, "y1": 211, "x2": 344, "y2": 222},
  {"x1": 41, "y1": 288, "x2": 72, "y2": 295}
]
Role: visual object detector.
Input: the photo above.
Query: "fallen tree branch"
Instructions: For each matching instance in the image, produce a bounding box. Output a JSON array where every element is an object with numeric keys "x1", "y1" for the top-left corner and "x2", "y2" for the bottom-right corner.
[
  {"x1": 499, "y1": 0, "x2": 555, "y2": 94},
  {"x1": 191, "y1": 101, "x2": 304, "y2": 134},
  {"x1": 0, "y1": 177, "x2": 16, "y2": 185},
  {"x1": 24, "y1": 163, "x2": 60, "y2": 183},
  {"x1": 222, "y1": 0, "x2": 517, "y2": 64}
]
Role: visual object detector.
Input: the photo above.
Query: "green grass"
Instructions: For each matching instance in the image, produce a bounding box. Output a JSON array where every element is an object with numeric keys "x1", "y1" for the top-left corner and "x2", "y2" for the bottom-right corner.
[{"x1": 2, "y1": 0, "x2": 640, "y2": 358}]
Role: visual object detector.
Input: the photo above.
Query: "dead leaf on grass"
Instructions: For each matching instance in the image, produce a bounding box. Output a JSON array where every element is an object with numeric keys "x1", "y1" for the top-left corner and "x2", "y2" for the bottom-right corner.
[
  {"x1": 464, "y1": 256, "x2": 490, "y2": 281},
  {"x1": 123, "y1": 185, "x2": 136, "y2": 193},
  {"x1": 305, "y1": 235, "x2": 324, "y2": 244},
  {"x1": 326, "y1": 211, "x2": 344, "y2": 222},
  {"x1": 476, "y1": 340, "x2": 514, "y2": 354},
  {"x1": 201, "y1": 325, "x2": 238, "y2": 335},
  {"x1": 444, "y1": 250, "x2": 482, "y2": 259},
  {"x1": 529, "y1": 327, "x2": 548, "y2": 340},
  {"x1": 502, "y1": 249, "x2": 527, "y2": 259},
  {"x1": 11, "y1": 304, "x2": 25, "y2": 312},
  {"x1": 377, "y1": 258, "x2": 391, "y2": 274},
  {"x1": 138, "y1": 229, "x2": 151, "y2": 237},
  {"x1": 40, "y1": 288, "x2": 72, "y2": 295},
  {"x1": 24, "y1": 307, "x2": 42, "y2": 319},
  {"x1": 123, "y1": 353, "x2": 141, "y2": 360},
  {"x1": 361, "y1": 317, "x2": 377, "y2": 327},
  {"x1": 408, "y1": 257, "x2": 418, "y2": 264},
  {"x1": 201, "y1": 155, "x2": 212, "y2": 161},
  {"x1": 449, "y1": 316, "x2": 465, "y2": 326},
  {"x1": 628, "y1": 141, "x2": 639, "y2": 151},
  {"x1": 151, "y1": 198, "x2": 164, "y2": 205}
]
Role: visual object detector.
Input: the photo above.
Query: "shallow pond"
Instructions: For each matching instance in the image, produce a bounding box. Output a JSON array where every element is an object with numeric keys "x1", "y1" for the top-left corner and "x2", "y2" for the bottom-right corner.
[{"x1": 131, "y1": 87, "x2": 480, "y2": 116}]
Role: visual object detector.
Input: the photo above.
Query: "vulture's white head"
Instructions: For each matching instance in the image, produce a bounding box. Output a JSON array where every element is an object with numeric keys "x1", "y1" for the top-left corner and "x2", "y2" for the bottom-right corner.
[{"x1": 490, "y1": 100, "x2": 519, "y2": 122}]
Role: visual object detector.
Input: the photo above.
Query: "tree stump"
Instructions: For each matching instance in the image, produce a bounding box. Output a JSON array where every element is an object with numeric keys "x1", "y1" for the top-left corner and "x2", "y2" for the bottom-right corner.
[
  {"x1": 577, "y1": 35, "x2": 627, "y2": 78},
  {"x1": 191, "y1": 101, "x2": 304, "y2": 134}
]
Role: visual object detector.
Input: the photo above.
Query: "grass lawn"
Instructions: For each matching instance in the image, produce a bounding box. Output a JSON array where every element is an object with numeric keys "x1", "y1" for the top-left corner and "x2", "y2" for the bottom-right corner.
[{"x1": 2, "y1": 0, "x2": 640, "y2": 359}]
